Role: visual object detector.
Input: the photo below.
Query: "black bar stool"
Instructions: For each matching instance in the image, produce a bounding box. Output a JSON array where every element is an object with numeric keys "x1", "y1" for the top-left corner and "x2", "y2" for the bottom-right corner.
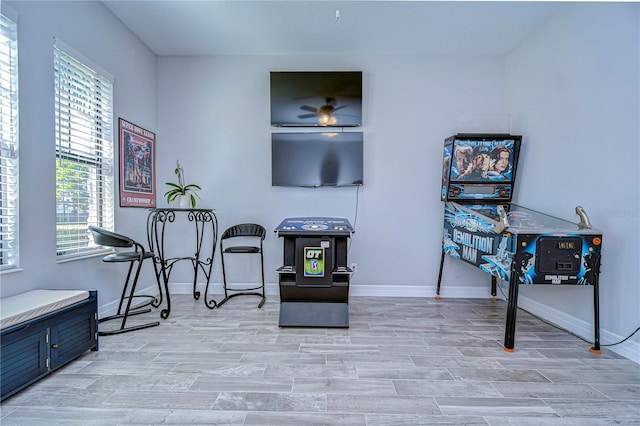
[
  {"x1": 218, "y1": 223, "x2": 266, "y2": 308},
  {"x1": 88, "y1": 226, "x2": 161, "y2": 335}
]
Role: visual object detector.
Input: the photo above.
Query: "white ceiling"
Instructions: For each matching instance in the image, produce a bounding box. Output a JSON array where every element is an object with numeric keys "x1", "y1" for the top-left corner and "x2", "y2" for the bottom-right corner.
[{"x1": 102, "y1": 1, "x2": 563, "y2": 56}]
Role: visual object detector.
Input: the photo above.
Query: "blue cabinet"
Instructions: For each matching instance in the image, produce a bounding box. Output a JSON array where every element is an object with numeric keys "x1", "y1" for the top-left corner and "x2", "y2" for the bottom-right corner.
[{"x1": 0, "y1": 291, "x2": 98, "y2": 401}]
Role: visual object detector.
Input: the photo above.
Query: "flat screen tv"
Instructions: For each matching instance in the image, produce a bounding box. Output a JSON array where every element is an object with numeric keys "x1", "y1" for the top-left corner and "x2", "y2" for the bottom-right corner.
[
  {"x1": 270, "y1": 71, "x2": 362, "y2": 127},
  {"x1": 271, "y1": 132, "x2": 363, "y2": 187}
]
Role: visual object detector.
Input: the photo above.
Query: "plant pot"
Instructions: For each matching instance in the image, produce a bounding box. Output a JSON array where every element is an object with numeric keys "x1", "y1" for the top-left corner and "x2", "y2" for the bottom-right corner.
[{"x1": 177, "y1": 195, "x2": 191, "y2": 208}]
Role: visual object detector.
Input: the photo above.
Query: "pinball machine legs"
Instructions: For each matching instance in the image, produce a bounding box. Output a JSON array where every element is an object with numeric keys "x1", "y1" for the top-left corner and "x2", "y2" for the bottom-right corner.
[
  {"x1": 503, "y1": 273, "x2": 519, "y2": 353},
  {"x1": 502, "y1": 265, "x2": 602, "y2": 355},
  {"x1": 589, "y1": 272, "x2": 602, "y2": 354},
  {"x1": 490, "y1": 276, "x2": 497, "y2": 300},
  {"x1": 438, "y1": 248, "x2": 602, "y2": 354},
  {"x1": 436, "y1": 249, "x2": 498, "y2": 300},
  {"x1": 435, "y1": 249, "x2": 445, "y2": 300}
]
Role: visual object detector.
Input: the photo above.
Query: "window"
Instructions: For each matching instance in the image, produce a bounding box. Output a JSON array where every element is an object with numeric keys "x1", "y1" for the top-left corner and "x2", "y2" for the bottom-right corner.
[
  {"x1": 54, "y1": 39, "x2": 114, "y2": 260},
  {"x1": 0, "y1": 10, "x2": 19, "y2": 271}
]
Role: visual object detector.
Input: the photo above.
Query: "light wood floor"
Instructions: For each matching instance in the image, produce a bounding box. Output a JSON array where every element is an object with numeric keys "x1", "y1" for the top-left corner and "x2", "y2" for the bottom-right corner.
[{"x1": 1, "y1": 294, "x2": 639, "y2": 425}]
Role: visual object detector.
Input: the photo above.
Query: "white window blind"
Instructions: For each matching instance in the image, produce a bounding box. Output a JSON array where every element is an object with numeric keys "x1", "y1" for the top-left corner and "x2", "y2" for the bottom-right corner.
[
  {"x1": 54, "y1": 39, "x2": 114, "y2": 260},
  {"x1": 0, "y1": 11, "x2": 19, "y2": 271}
]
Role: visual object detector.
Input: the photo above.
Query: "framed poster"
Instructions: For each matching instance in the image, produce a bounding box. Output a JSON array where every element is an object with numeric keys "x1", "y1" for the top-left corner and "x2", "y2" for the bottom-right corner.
[{"x1": 118, "y1": 118, "x2": 156, "y2": 208}]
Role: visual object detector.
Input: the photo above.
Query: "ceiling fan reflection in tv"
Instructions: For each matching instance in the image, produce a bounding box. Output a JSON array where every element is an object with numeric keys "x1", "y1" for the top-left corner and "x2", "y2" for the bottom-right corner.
[
  {"x1": 298, "y1": 97, "x2": 348, "y2": 126},
  {"x1": 270, "y1": 71, "x2": 363, "y2": 127}
]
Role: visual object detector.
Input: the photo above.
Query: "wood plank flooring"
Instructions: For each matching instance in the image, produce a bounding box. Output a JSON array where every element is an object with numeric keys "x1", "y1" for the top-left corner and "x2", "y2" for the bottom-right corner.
[{"x1": 1, "y1": 295, "x2": 639, "y2": 425}]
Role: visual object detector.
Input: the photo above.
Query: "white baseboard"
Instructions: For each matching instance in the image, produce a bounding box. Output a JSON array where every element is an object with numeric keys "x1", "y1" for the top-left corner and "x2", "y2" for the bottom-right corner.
[
  {"x1": 160, "y1": 282, "x2": 496, "y2": 299},
  {"x1": 102, "y1": 281, "x2": 638, "y2": 364}
]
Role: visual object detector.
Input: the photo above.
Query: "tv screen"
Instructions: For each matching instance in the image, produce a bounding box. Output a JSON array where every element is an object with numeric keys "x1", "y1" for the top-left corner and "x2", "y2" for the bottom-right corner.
[
  {"x1": 270, "y1": 71, "x2": 362, "y2": 127},
  {"x1": 271, "y1": 132, "x2": 363, "y2": 187}
]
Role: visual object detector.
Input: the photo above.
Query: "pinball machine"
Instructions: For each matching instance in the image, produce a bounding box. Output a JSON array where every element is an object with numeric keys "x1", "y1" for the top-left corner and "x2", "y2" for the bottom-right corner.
[{"x1": 436, "y1": 134, "x2": 602, "y2": 353}]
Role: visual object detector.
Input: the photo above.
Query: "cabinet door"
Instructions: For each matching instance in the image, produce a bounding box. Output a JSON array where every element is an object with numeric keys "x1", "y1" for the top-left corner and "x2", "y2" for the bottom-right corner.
[
  {"x1": 49, "y1": 303, "x2": 97, "y2": 369},
  {"x1": 1, "y1": 327, "x2": 48, "y2": 400}
]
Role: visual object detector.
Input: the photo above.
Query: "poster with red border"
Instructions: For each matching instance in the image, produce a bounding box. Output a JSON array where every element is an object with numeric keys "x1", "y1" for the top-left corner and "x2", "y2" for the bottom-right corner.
[{"x1": 118, "y1": 118, "x2": 156, "y2": 208}]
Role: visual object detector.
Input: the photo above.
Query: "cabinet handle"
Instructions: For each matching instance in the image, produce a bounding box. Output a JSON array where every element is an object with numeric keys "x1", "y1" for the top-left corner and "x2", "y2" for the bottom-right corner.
[{"x1": 52, "y1": 344, "x2": 60, "y2": 350}]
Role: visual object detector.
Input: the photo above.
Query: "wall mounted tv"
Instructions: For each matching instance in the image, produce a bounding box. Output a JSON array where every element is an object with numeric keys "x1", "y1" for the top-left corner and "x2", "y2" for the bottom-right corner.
[
  {"x1": 270, "y1": 71, "x2": 362, "y2": 127},
  {"x1": 271, "y1": 132, "x2": 363, "y2": 188}
]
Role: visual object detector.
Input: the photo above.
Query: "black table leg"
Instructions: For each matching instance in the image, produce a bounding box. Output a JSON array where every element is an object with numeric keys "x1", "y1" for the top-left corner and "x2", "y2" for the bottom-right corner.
[{"x1": 146, "y1": 208, "x2": 218, "y2": 318}]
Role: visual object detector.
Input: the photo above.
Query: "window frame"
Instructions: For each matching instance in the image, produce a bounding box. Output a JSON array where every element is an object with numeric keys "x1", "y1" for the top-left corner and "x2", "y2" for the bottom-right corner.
[{"x1": 54, "y1": 38, "x2": 115, "y2": 261}]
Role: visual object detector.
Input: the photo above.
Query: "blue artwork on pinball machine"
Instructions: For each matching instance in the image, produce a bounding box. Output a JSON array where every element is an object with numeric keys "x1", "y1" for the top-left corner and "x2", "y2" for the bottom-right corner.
[{"x1": 437, "y1": 134, "x2": 603, "y2": 353}]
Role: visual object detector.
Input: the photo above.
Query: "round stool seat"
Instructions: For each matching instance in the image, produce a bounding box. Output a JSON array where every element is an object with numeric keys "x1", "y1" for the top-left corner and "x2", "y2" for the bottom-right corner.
[
  {"x1": 103, "y1": 251, "x2": 154, "y2": 263},
  {"x1": 224, "y1": 246, "x2": 260, "y2": 254}
]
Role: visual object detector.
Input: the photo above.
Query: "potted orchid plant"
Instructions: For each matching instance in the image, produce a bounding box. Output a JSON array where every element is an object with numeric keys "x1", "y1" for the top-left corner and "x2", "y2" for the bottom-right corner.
[{"x1": 164, "y1": 160, "x2": 201, "y2": 208}]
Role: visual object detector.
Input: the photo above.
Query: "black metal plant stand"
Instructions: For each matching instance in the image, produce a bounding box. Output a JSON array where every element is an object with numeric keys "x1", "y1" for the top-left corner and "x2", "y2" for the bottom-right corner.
[{"x1": 147, "y1": 208, "x2": 219, "y2": 318}]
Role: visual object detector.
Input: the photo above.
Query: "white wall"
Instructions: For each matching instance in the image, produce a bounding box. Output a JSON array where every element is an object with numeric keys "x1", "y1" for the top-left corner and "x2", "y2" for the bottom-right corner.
[
  {"x1": 155, "y1": 54, "x2": 508, "y2": 296},
  {"x1": 1, "y1": 1, "x2": 158, "y2": 307},
  {"x1": 505, "y1": 3, "x2": 640, "y2": 361}
]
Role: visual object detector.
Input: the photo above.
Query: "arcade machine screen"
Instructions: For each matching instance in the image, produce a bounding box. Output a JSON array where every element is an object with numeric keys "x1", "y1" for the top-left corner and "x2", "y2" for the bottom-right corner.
[{"x1": 441, "y1": 134, "x2": 521, "y2": 202}]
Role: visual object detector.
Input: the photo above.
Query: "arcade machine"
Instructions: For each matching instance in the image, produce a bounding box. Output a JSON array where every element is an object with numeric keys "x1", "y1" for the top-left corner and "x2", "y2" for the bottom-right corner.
[
  {"x1": 437, "y1": 133, "x2": 602, "y2": 353},
  {"x1": 275, "y1": 217, "x2": 354, "y2": 328}
]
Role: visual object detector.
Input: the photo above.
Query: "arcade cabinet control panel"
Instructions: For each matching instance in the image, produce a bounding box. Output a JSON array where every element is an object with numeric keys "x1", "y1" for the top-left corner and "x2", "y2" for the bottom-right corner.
[{"x1": 276, "y1": 217, "x2": 354, "y2": 234}]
